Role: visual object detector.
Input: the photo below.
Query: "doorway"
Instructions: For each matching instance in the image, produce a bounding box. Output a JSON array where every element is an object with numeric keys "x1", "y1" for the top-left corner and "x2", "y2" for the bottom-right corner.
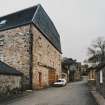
[
  {"x1": 38, "y1": 72, "x2": 42, "y2": 87},
  {"x1": 48, "y1": 70, "x2": 56, "y2": 85}
]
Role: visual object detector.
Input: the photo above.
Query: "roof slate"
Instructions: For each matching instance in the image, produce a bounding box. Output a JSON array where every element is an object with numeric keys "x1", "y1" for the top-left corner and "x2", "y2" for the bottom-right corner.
[
  {"x1": 62, "y1": 58, "x2": 76, "y2": 65},
  {"x1": 0, "y1": 61, "x2": 23, "y2": 76},
  {"x1": 96, "y1": 63, "x2": 105, "y2": 72},
  {"x1": 87, "y1": 66, "x2": 96, "y2": 72},
  {"x1": 0, "y1": 4, "x2": 61, "y2": 53}
]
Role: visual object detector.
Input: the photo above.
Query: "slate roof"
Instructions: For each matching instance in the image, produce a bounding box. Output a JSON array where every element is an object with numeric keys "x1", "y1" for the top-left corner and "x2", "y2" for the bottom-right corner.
[
  {"x1": 0, "y1": 4, "x2": 61, "y2": 53},
  {"x1": 87, "y1": 63, "x2": 105, "y2": 72},
  {"x1": 0, "y1": 61, "x2": 23, "y2": 76},
  {"x1": 96, "y1": 63, "x2": 105, "y2": 72},
  {"x1": 87, "y1": 66, "x2": 96, "y2": 72},
  {"x1": 62, "y1": 58, "x2": 76, "y2": 65}
]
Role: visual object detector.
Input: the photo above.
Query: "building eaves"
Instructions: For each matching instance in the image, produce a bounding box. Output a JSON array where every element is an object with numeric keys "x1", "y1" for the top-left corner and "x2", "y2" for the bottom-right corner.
[
  {"x1": 96, "y1": 63, "x2": 105, "y2": 72},
  {"x1": 0, "y1": 61, "x2": 23, "y2": 76}
]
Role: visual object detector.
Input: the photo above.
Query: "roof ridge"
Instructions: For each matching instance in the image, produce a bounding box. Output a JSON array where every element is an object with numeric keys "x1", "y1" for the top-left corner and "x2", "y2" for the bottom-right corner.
[{"x1": 32, "y1": 4, "x2": 41, "y2": 22}]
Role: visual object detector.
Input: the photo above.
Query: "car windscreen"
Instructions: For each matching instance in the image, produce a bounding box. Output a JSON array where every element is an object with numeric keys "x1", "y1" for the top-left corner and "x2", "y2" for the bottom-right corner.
[{"x1": 56, "y1": 80, "x2": 64, "y2": 82}]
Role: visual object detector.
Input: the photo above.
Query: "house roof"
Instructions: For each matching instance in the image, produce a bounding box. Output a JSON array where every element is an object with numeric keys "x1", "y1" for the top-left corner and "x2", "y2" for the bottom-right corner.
[
  {"x1": 96, "y1": 63, "x2": 105, "y2": 72},
  {"x1": 0, "y1": 4, "x2": 61, "y2": 53},
  {"x1": 62, "y1": 58, "x2": 76, "y2": 65},
  {"x1": 0, "y1": 61, "x2": 23, "y2": 76},
  {"x1": 87, "y1": 66, "x2": 96, "y2": 72}
]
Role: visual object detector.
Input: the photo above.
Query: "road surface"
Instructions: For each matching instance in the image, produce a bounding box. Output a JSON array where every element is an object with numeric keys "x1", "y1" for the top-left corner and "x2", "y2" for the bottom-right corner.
[{"x1": 0, "y1": 77, "x2": 97, "y2": 105}]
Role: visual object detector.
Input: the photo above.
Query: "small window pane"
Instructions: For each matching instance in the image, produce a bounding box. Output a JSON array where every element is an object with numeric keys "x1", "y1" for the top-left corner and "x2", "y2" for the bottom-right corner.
[{"x1": 100, "y1": 70, "x2": 103, "y2": 83}]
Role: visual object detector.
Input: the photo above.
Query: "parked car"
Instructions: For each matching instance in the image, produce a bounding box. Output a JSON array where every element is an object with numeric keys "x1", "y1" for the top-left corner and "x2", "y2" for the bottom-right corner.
[{"x1": 53, "y1": 79, "x2": 67, "y2": 87}]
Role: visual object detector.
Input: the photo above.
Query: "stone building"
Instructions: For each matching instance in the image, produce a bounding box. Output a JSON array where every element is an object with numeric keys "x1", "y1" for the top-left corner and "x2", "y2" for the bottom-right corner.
[
  {"x1": 61, "y1": 58, "x2": 74, "y2": 82},
  {"x1": 73, "y1": 62, "x2": 81, "y2": 81},
  {"x1": 0, "y1": 61, "x2": 22, "y2": 95},
  {"x1": 0, "y1": 4, "x2": 62, "y2": 90},
  {"x1": 62, "y1": 58, "x2": 81, "y2": 82},
  {"x1": 87, "y1": 66, "x2": 96, "y2": 90},
  {"x1": 96, "y1": 64, "x2": 105, "y2": 98},
  {"x1": 87, "y1": 66, "x2": 96, "y2": 81},
  {"x1": 69, "y1": 62, "x2": 81, "y2": 81},
  {"x1": 81, "y1": 65, "x2": 88, "y2": 75}
]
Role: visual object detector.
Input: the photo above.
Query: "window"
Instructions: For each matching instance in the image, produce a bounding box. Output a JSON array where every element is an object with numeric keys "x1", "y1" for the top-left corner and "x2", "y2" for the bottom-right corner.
[
  {"x1": 100, "y1": 70, "x2": 103, "y2": 83},
  {"x1": 0, "y1": 40, "x2": 4, "y2": 46},
  {"x1": 0, "y1": 35, "x2": 4, "y2": 46},
  {"x1": 92, "y1": 71, "x2": 94, "y2": 79},
  {"x1": 0, "y1": 53, "x2": 4, "y2": 61},
  {"x1": 0, "y1": 20, "x2": 7, "y2": 25}
]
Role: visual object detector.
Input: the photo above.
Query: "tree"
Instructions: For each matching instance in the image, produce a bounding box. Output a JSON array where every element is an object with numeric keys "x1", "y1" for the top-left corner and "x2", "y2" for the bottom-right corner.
[{"x1": 87, "y1": 37, "x2": 105, "y2": 64}]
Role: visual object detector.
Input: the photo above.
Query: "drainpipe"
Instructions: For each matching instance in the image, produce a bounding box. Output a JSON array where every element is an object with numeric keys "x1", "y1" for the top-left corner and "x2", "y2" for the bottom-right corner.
[{"x1": 28, "y1": 24, "x2": 33, "y2": 90}]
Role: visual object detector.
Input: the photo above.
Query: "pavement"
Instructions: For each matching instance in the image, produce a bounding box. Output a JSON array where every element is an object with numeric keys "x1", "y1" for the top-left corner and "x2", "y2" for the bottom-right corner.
[
  {"x1": 0, "y1": 76, "x2": 98, "y2": 105},
  {"x1": 87, "y1": 79, "x2": 105, "y2": 105},
  {"x1": 91, "y1": 90, "x2": 105, "y2": 105}
]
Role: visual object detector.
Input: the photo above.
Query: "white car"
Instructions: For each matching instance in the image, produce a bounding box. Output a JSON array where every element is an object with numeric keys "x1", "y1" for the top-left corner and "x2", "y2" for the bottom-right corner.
[{"x1": 53, "y1": 79, "x2": 67, "y2": 87}]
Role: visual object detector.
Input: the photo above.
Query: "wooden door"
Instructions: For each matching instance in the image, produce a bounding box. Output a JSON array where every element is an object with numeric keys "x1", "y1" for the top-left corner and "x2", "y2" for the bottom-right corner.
[
  {"x1": 48, "y1": 70, "x2": 56, "y2": 85},
  {"x1": 39, "y1": 72, "x2": 42, "y2": 87}
]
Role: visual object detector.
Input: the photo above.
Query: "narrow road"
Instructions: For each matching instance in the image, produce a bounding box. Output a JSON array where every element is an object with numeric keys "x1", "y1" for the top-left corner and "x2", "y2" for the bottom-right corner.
[{"x1": 1, "y1": 77, "x2": 97, "y2": 105}]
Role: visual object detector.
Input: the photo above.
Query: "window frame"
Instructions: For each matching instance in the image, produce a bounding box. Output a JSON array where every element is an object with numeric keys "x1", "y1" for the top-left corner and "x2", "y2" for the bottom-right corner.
[{"x1": 100, "y1": 70, "x2": 103, "y2": 84}]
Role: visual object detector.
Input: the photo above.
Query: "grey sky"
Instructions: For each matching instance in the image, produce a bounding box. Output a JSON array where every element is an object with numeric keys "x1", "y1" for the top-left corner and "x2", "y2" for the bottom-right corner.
[{"x1": 0, "y1": 0, "x2": 105, "y2": 62}]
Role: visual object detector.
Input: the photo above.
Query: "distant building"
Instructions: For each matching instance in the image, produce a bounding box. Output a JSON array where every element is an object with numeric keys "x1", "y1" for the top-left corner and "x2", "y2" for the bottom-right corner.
[
  {"x1": 87, "y1": 66, "x2": 96, "y2": 81},
  {"x1": 69, "y1": 62, "x2": 81, "y2": 81},
  {"x1": 62, "y1": 58, "x2": 81, "y2": 82},
  {"x1": 0, "y1": 4, "x2": 62, "y2": 90},
  {"x1": 81, "y1": 65, "x2": 88, "y2": 75},
  {"x1": 61, "y1": 58, "x2": 75, "y2": 82},
  {"x1": 74, "y1": 62, "x2": 81, "y2": 81},
  {"x1": 87, "y1": 66, "x2": 96, "y2": 90}
]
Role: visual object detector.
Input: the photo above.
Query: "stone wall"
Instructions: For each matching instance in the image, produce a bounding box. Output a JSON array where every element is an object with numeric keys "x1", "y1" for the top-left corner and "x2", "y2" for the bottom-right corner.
[
  {"x1": 31, "y1": 25, "x2": 62, "y2": 89},
  {"x1": 88, "y1": 70, "x2": 96, "y2": 80},
  {"x1": 0, "y1": 25, "x2": 31, "y2": 89},
  {"x1": 0, "y1": 24, "x2": 62, "y2": 90},
  {"x1": 96, "y1": 67, "x2": 105, "y2": 98},
  {"x1": 74, "y1": 70, "x2": 81, "y2": 81},
  {"x1": 88, "y1": 69, "x2": 96, "y2": 90},
  {"x1": 0, "y1": 75, "x2": 21, "y2": 95}
]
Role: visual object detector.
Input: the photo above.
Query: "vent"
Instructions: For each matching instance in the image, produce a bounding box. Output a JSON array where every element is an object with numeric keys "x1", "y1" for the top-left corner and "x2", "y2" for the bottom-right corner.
[{"x1": 0, "y1": 20, "x2": 7, "y2": 25}]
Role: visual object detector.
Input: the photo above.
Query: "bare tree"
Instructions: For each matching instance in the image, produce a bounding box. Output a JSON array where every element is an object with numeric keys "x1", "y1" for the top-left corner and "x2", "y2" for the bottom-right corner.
[{"x1": 88, "y1": 37, "x2": 105, "y2": 64}]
